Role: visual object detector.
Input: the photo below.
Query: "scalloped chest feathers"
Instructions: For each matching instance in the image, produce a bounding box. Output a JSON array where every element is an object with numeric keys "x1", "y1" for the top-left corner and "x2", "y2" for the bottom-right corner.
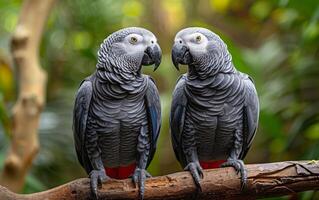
[
  {"x1": 88, "y1": 76, "x2": 149, "y2": 167},
  {"x1": 184, "y1": 72, "x2": 246, "y2": 160}
]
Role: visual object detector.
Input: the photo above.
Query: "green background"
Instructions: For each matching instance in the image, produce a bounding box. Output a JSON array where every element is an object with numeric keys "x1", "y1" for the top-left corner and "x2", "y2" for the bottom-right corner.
[{"x1": 0, "y1": 0, "x2": 318, "y2": 199}]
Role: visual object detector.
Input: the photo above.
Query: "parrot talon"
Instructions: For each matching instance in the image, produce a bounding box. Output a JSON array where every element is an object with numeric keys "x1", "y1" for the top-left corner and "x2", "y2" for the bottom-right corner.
[
  {"x1": 221, "y1": 159, "x2": 247, "y2": 190},
  {"x1": 184, "y1": 162, "x2": 204, "y2": 192},
  {"x1": 89, "y1": 169, "x2": 110, "y2": 199},
  {"x1": 199, "y1": 168, "x2": 204, "y2": 179},
  {"x1": 132, "y1": 167, "x2": 151, "y2": 200}
]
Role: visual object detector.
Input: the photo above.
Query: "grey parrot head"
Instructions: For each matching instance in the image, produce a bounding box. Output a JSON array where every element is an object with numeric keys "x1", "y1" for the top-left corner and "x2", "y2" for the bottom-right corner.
[
  {"x1": 97, "y1": 27, "x2": 162, "y2": 73},
  {"x1": 172, "y1": 27, "x2": 231, "y2": 71}
]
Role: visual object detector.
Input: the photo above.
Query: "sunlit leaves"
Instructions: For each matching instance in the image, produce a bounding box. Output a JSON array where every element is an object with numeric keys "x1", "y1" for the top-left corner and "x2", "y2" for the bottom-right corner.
[
  {"x1": 0, "y1": 1, "x2": 19, "y2": 33},
  {"x1": 122, "y1": 0, "x2": 144, "y2": 26},
  {"x1": 0, "y1": 56, "x2": 13, "y2": 137},
  {"x1": 162, "y1": 0, "x2": 186, "y2": 31},
  {"x1": 272, "y1": 8, "x2": 299, "y2": 28},
  {"x1": 302, "y1": 21, "x2": 319, "y2": 41},
  {"x1": 0, "y1": 61, "x2": 13, "y2": 99},
  {"x1": 250, "y1": 0, "x2": 273, "y2": 20},
  {"x1": 209, "y1": 0, "x2": 230, "y2": 13},
  {"x1": 122, "y1": 0, "x2": 143, "y2": 17},
  {"x1": 72, "y1": 31, "x2": 92, "y2": 50},
  {"x1": 2, "y1": 11, "x2": 18, "y2": 32},
  {"x1": 305, "y1": 124, "x2": 319, "y2": 140}
]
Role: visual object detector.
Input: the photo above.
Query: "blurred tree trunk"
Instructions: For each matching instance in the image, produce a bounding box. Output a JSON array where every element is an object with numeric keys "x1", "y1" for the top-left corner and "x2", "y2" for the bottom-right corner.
[
  {"x1": 143, "y1": 0, "x2": 171, "y2": 53},
  {"x1": 0, "y1": 0, "x2": 56, "y2": 192}
]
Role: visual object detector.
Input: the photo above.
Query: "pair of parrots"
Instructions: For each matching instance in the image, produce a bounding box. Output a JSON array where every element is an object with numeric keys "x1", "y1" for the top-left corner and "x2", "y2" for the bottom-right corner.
[{"x1": 73, "y1": 27, "x2": 259, "y2": 199}]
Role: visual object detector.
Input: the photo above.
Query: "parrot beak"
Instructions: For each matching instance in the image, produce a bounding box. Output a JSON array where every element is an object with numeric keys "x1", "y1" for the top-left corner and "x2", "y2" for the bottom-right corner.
[
  {"x1": 171, "y1": 43, "x2": 191, "y2": 71},
  {"x1": 142, "y1": 44, "x2": 162, "y2": 71}
]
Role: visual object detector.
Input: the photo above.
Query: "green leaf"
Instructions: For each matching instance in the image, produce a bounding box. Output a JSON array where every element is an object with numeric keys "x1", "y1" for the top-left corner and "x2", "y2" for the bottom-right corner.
[{"x1": 305, "y1": 123, "x2": 319, "y2": 139}]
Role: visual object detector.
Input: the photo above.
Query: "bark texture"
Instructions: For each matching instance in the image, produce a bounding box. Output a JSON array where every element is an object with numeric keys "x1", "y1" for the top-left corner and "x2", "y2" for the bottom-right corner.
[
  {"x1": 0, "y1": 161, "x2": 318, "y2": 200},
  {"x1": 0, "y1": 0, "x2": 56, "y2": 192}
]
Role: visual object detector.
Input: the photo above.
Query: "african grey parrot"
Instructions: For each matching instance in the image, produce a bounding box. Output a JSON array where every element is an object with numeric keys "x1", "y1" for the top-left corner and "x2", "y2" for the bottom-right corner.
[
  {"x1": 170, "y1": 27, "x2": 259, "y2": 190},
  {"x1": 73, "y1": 27, "x2": 161, "y2": 199}
]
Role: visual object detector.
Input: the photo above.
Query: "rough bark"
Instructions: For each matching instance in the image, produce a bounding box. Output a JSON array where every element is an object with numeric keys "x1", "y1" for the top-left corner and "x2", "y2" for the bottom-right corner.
[
  {"x1": 0, "y1": 161, "x2": 318, "y2": 200},
  {"x1": 0, "y1": 0, "x2": 56, "y2": 192}
]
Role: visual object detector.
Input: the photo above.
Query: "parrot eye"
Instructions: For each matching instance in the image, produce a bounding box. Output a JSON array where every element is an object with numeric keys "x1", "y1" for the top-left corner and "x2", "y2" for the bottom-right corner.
[
  {"x1": 130, "y1": 36, "x2": 138, "y2": 44},
  {"x1": 195, "y1": 35, "x2": 201, "y2": 43}
]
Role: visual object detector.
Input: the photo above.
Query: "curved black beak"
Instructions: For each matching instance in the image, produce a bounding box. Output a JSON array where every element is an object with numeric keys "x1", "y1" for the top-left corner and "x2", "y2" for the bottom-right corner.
[
  {"x1": 171, "y1": 43, "x2": 191, "y2": 71},
  {"x1": 142, "y1": 44, "x2": 162, "y2": 71}
]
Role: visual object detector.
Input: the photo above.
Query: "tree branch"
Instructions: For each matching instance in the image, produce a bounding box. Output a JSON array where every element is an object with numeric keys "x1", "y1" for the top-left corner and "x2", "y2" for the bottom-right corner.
[
  {"x1": 0, "y1": 161, "x2": 318, "y2": 199},
  {"x1": 0, "y1": 0, "x2": 56, "y2": 192}
]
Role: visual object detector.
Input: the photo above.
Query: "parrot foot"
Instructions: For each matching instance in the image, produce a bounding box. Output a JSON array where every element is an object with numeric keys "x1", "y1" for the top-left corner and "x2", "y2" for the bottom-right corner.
[
  {"x1": 221, "y1": 159, "x2": 247, "y2": 190},
  {"x1": 132, "y1": 167, "x2": 152, "y2": 200},
  {"x1": 184, "y1": 161, "x2": 204, "y2": 192},
  {"x1": 89, "y1": 169, "x2": 110, "y2": 199}
]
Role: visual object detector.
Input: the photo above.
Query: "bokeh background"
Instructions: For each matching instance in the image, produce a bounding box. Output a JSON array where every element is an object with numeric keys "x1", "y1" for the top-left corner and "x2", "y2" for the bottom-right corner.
[{"x1": 0, "y1": 0, "x2": 318, "y2": 199}]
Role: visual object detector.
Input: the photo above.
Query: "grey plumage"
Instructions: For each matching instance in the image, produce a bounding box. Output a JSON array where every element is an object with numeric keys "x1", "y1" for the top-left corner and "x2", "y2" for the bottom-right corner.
[
  {"x1": 170, "y1": 27, "x2": 259, "y2": 189},
  {"x1": 73, "y1": 27, "x2": 161, "y2": 199}
]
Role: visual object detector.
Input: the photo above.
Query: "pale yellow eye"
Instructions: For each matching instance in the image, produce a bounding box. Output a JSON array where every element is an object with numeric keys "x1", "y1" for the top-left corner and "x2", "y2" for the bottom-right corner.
[
  {"x1": 130, "y1": 36, "x2": 138, "y2": 44},
  {"x1": 195, "y1": 35, "x2": 201, "y2": 42}
]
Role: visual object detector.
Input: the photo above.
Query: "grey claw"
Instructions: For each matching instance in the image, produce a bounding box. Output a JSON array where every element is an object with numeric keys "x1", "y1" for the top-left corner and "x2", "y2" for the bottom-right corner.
[
  {"x1": 92, "y1": 188, "x2": 98, "y2": 200},
  {"x1": 198, "y1": 167, "x2": 204, "y2": 179},
  {"x1": 184, "y1": 162, "x2": 203, "y2": 192},
  {"x1": 221, "y1": 159, "x2": 247, "y2": 190},
  {"x1": 89, "y1": 169, "x2": 109, "y2": 199},
  {"x1": 132, "y1": 173, "x2": 138, "y2": 188},
  {"x1": 132, "y1": 168, "x2": 151, "y2": 200}
]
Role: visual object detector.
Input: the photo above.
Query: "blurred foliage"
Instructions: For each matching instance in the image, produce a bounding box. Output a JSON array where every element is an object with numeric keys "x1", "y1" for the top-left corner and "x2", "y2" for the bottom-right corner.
[
  {"x1": 0, "y1": 53, "x2": 13, "y2": 137},
  {"x1": 0, "y1": 0, "x2": 318, "y2": 199}
]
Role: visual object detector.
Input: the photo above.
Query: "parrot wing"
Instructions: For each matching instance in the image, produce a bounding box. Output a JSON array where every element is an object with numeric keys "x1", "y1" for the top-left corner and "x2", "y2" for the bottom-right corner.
[
  {"x1": 240, "y1": 75, "x2": 259, "y2": 159},
  {"x1": 170, "y1": 75, "x2": 188, "y2": 167},
  {"x1": 144, "y1": 76, "x2": 162, "y2": 167},
  {"x1": 73, "y1": 76, "x2": 94, "y2": 173}
]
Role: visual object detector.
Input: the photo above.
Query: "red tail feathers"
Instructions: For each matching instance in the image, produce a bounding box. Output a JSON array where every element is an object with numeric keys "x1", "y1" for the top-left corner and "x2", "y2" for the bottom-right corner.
[
  {"x1": 199, "y1": 160, "x2": 226, "y2": 169},
  {"x1": 104, "y1": 161, "x2": 224, "y2": 179},
  {"x1": 105, "y1": 163, "x2": 136, "y2": 179}
]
